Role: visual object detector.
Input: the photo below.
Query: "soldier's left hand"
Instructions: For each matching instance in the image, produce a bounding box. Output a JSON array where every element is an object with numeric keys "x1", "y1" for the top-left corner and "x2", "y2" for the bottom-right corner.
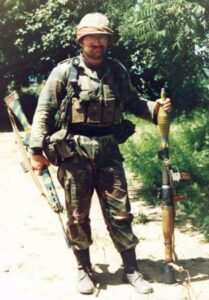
[{"x1": 154, "y1": 98, "x2": 172, "y2": 114}]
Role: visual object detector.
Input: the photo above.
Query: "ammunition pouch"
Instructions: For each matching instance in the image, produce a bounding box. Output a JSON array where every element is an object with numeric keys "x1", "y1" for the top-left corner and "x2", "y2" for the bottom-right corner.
[
  {"x1": 43, "y1": 129, "x2": 76, "y2": 166},
  {"x1": 113, "y1": 119, "x2": 136, "y2": 144}
]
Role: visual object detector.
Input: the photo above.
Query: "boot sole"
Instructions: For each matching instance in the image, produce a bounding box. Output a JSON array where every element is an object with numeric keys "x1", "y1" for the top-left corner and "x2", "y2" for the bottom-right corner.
[{"x1": 78, "y1": 288, "x2": 94, "y2": 295}]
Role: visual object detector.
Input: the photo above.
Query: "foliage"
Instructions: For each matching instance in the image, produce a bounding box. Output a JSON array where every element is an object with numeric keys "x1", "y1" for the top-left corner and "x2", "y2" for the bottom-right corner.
[
  {"x1": 133, "y1": 213, "x2": 149, "y2": 224},
  {"x1": 119, "y1": 0, "x2": 209, "y2": 108},
  {"x1": 121, "y1": 111, "x2": 209, "y2": 239}
]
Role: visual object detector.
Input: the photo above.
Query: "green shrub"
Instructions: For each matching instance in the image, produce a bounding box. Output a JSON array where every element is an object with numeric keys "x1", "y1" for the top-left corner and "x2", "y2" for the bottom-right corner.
[{"x1": 134, "y1": 213, "x2": 149, "y2": 224}]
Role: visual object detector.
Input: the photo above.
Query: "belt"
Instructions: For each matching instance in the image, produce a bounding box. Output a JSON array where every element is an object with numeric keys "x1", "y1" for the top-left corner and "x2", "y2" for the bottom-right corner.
[{"x1": 69, "y1": 124, "x2": 114, "y2": 137}]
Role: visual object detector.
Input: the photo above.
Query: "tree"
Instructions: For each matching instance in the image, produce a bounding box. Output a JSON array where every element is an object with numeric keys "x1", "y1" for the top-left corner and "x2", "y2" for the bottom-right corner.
[
  {"x1": 118, "y1": 0, "x2": 209, "y2": 109},
  {"x1": 0, "y1": 1, "x2": 47, "y2": 90}
]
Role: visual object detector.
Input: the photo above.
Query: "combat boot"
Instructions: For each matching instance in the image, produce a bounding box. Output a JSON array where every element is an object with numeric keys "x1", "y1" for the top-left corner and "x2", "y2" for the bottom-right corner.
[
  {"x1": 121, "y1": 248, "x2": 153, "y2": 294},
  {"x1": 73, "y1": 248, "x2": 94, "y2": 294}
]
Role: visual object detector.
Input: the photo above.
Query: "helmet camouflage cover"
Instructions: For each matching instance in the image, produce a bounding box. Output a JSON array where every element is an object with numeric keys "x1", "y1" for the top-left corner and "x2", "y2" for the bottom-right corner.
[{"x1": 76, "y1": 12, "x2": 113, "y2": 42}]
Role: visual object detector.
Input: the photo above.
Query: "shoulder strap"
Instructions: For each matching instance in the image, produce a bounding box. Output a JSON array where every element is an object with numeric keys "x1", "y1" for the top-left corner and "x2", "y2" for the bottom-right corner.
[
  {"x1": 69, "y1": 56, "x2": 80, "y2": 85},
  {"x1": 107, "y1": 57, "x2": 128, "y2": 80},
  {"x1": 59, "y1": 56, "x2": 81, "y2": 129}
]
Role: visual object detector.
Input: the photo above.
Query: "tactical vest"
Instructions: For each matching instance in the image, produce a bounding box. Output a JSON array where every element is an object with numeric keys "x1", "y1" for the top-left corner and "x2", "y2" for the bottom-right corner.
[{"x1": 65, "y1": 57, "x2": 124, "y2": 126}]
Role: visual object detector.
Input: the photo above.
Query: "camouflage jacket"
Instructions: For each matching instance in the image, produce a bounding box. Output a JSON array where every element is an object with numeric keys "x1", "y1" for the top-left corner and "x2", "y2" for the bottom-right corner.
[{"x1": 30, "y1": 55, "x2": 156, "y2": 152}]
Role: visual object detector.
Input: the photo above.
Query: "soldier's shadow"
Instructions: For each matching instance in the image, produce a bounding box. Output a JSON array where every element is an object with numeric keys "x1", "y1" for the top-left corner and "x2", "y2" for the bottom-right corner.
[
  {"x1": 93, "y1": 263, "x2": 123, "y2": 291},
  {"x1": 93, "y1": 257, "x2": 209, "y2": 291}
]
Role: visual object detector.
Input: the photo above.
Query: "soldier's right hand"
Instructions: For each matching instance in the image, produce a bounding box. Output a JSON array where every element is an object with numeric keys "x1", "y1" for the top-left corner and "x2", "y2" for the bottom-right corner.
[{"x1": 31, "y1": 155, "x2": 50, "y2": 176}]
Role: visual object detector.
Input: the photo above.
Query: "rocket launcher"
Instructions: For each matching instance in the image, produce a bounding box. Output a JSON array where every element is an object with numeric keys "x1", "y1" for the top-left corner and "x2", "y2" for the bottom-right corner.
[{"x1": 157, "y1": 88, "x2": 190, "y2": 284}]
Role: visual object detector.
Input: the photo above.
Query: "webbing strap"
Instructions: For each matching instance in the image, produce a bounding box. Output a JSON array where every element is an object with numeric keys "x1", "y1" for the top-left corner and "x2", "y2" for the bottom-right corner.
[
  {"x1": 61, "y1": 57, "x2": 81, "y2": 129},
  {"x1": 69, "y1": 57, "x2": 80, "y2": 84}
]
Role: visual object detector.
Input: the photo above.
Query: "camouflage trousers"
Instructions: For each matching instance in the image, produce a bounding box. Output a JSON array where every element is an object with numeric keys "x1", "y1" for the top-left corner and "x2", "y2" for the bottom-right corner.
[{"x1": 58, "y1": 134, "x2": 138, "y2": 252}]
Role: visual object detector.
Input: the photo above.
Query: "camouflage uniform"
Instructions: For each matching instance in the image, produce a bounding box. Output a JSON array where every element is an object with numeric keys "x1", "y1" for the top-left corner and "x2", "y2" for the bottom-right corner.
[{"x1": 30, "y1": 55, "x2": 156, "y2": 252}]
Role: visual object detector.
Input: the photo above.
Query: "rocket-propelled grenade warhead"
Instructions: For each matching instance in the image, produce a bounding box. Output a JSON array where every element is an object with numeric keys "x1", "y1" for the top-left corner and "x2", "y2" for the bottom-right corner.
[{"x1": 157, "y1": 88, "x2": 171, "y2": 150}]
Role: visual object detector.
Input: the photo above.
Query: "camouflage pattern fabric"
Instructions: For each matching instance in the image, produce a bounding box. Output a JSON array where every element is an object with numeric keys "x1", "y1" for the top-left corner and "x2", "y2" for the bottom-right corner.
[
  {"x1": 57, "y1": 134, "x2": 138, "y2": 252},
  {"x1": 30, "y1": 55, "x2": 156, "y2": 149},
  {"x1": 30, "y1": 55, "x2": 156, "y2": 253}
]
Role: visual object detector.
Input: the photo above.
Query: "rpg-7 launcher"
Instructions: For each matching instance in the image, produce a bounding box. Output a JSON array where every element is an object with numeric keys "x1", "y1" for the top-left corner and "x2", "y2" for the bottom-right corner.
[{"x1": 157, "y1": 88, "x2": 190, "y2": 284}]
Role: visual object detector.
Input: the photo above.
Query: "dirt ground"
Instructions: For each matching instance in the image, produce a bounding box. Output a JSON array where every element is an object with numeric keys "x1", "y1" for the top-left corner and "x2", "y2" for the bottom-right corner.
[{"x1": 0, "y1": 132, "x2": 209, "y2": 300}]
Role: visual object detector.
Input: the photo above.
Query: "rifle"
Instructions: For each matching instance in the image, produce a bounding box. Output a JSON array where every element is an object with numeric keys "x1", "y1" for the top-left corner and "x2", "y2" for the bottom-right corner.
[
  {"x1": 157, "y1": 88, "x2": 190, "y2": 284},
  {"x1": 4, "y1": 91, "x2": 71, "y2": 248}
]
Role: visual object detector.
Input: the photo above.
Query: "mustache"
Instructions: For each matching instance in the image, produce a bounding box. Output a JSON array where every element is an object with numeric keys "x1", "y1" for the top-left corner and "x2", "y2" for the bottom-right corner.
[{"x1": 92, "y1": 46, "x2": 105, "y2": 50}]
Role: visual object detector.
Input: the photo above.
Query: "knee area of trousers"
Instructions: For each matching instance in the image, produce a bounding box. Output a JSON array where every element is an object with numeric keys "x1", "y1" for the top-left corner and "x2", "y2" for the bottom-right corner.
[
  {"x1": 70, "y1": 209, "x2": 90, "y2": 224},
  {"x1": 109, "y1": 211, "x2": 133, "y2": 226}
]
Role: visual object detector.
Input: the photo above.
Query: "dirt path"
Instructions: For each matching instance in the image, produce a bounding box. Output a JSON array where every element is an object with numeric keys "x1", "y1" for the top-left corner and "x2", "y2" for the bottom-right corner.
[{"x1": 0, "y1": 132, "x2": 209, "y2": 300}]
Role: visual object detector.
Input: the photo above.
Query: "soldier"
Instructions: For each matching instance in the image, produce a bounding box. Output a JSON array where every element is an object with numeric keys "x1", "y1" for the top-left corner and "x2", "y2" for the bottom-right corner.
[{"x1": 30, "y1": 13, "x2": 171, "y2": 295}]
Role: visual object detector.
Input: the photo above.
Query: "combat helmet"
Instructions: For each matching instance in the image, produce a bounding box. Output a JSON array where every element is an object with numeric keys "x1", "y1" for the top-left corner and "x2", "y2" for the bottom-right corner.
[{"x1": 76, "y1": 12, "x2": 113, "y2": 42}]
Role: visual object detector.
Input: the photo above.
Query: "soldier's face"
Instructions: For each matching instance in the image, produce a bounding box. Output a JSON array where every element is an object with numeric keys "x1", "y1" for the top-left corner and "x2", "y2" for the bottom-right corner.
[{"x1": 80, "y1": 34, "x2": 109, "y2": 60}]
